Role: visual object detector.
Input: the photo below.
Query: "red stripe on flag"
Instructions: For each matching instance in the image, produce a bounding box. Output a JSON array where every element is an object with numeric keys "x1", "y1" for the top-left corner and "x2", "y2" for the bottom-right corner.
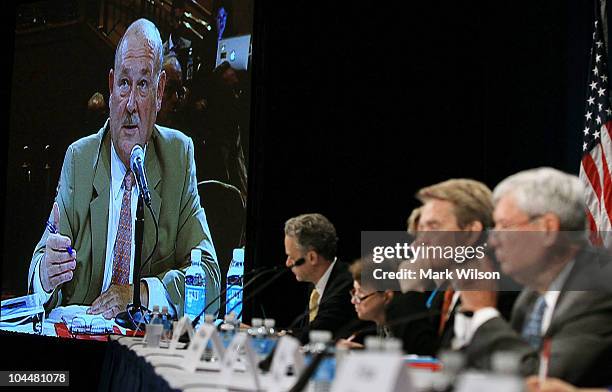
[
  {"x1": 582, "y1": 152, "x2": 602, "y2": 202},
  {"x1": 597, "y1": 143, "x2": 612, "y2": 225}
]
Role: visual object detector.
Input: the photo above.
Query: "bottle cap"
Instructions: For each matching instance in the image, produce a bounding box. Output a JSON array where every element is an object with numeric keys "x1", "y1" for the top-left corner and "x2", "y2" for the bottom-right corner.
[
  {"x1": 438, "y1": 350, "x2": 466, "y2": 374},
  {"x1": 251, "y1": 318, "x2": 263, "y2": 327},
  {"x1": 152, "y1": 305, "x2": 160, "y2": 312},
  {"x1": 161, "y1": 306, "x2": 168, "y2": 314},
  {"x1": 204, "y1": 314, "x2": 215, "y2": 324},
  {"x1": 364, "y1": 336, "x2": 384, "y2": 350},
  {"x1": 191, "y1": 248, "x2": 202, "y2": 263},
  {"x1": 383, "y1": 338, "x2": 403, "y2": 352},
  {"x1": 309, "y1": 330, "x2": 332, "y2": 343},
  {"x1": 491, "y1": 351, "x2": 521, "y2": 375},
  {"x1": 264, "y1": 318, "x2": 275, "y2": 328}
]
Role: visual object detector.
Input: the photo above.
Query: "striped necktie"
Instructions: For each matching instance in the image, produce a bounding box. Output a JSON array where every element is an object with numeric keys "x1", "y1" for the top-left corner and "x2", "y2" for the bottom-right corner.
[
  {"x1": 521, "y1": 295, "x2": 547, "y2": 349},
  {"x1": 111, "y1": 171, "x2": 134, "y2": 285},
  {"x1": 309, "y1": 288, "x2": 320, "y2": 322}
]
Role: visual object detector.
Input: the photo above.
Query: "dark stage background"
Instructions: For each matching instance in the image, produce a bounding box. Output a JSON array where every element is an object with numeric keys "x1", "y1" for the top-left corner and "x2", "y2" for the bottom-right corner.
[{"x1": 0, "y1": 0, "x2": 598, "y2": 389}]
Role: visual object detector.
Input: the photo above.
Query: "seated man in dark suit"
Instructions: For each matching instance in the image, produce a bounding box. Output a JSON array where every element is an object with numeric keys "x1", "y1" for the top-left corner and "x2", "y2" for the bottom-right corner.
[
  {"x1": 456, "y1": 167, "x2": 612, "y2": 386},
  {"x1": 284, "y1": 213, "x2": 358, "y2": 343},
  {"x1": 399, "y1": 179, "x2": 504, "y2": 349}
]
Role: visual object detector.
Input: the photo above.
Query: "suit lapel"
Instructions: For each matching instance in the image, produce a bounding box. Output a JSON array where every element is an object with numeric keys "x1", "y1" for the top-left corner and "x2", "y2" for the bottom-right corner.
[
  {"x1": 511, "y1": 289, "x2": 537, "y2": 331},
  {"x1": 88, "y1": 127, "x2": 111, "y2": 300},
  {"x1": 142, "y1": 129, "x2": 162, "y2": 271}
]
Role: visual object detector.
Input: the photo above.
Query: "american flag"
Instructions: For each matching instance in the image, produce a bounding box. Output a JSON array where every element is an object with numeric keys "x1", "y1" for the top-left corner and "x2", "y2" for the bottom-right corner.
[{"x1": 580, "y1": 8, "x2": 612, "y2": 235}]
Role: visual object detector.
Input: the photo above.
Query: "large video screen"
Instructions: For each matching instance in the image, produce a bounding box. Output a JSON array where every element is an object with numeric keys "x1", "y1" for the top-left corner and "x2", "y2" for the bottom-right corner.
[{"x1": 1, "y1": 0, "x2": 253, "y2": 339}]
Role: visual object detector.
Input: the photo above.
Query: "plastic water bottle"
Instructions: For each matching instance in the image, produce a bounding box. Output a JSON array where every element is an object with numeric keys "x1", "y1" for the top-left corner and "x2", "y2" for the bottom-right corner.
[
  {"x1": 150, "y1": 305, "x2": 161, "y2": 324},
  {"x1": 161, "y1": 306, "x2": 172, "y2": 342},
  {"x1": 184, "y1": 248, "x2": 206, "y2": 328},
  {"x1": 261, "y1": 318, "x2": 278, "y2": 357},
  {"x1": 220, "y1": 313, "x2": 236, "y2": 348},
  {"x1": 306, "y1": 330, "x2": 335, "y2": 392},
  {"x1": 146, "y1": 305, "x2": 163, "y2": 348},
  {"x1": 203, "y1": 314, "x2": 216, "y2": 361},
  {"x1": 225, "y1": 248, "x2": 245, "y2": 321},
  {"x1": 248, "y1": 318, "x2": 265, "y2": 359}
]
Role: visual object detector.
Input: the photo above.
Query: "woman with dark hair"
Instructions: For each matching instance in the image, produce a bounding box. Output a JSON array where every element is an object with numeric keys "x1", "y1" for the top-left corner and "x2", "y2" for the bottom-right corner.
[{"x1": 337, "y1": 258, "x2": 438, "y2": 355}]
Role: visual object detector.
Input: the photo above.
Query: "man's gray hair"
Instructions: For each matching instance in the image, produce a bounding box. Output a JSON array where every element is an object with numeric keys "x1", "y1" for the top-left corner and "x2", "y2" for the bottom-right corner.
[
  {"x1": 284, "y1": 213, "x2": 338, "y2": 261},
  {"x1": 114, "y1": 18, "x2": 164, "y2": 77},
  {"x1": 493, "y1": 167, "x2": 587, "y2": 231}
]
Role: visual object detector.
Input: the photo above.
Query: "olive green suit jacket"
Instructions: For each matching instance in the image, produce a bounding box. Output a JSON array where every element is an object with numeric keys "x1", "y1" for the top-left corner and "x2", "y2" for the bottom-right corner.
[{"x1": 28, "y1": 123, "x2": 221, "y2": 317}]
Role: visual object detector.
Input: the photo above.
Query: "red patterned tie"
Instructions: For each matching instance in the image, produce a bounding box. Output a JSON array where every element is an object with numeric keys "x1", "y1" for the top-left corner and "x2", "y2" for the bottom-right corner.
[{"x1": 111, "y1": 171, "x2": 134, "y2": 285}]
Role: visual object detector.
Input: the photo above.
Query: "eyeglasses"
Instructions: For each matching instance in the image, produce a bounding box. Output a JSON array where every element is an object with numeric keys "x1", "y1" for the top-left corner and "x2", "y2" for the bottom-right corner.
[
  {"x1": 493, "y1": 214, "x2": 543, "y2": 230},
  {"x1": 349, "y1": 289, "x2": 380, "y2": 304}
]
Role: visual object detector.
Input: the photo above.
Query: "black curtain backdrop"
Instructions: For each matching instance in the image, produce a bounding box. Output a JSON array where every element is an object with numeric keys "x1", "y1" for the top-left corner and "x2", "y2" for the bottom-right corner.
[
  {"x1": 247, "y1": 0, "x2": 591, "y2": 328},
  {"x1": 0, "y1": 0, "x2": 600, "y2": 388}
]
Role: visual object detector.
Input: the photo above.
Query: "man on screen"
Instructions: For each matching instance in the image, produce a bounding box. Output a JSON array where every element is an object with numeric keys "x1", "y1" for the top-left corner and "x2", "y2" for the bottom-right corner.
[
  {"x1": 284, "y1": 213, "x2": 358, "y2": 343},
  {"x1": 27, "y1": 18, "x2": 220, "y2": 320}
]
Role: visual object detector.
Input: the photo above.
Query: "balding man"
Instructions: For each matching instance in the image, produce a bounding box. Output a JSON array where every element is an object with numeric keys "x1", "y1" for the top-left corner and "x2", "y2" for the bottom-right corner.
[
  {"x1": 27, "y1": 19, "x2": 220, "y2": 320},
  {"x1": 455, "y1": 168, "x2": 612, "y2": 385}
]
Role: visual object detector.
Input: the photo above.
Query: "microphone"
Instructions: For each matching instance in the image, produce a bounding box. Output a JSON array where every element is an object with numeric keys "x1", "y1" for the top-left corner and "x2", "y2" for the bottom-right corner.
[
  {"x1": 287, "y1": 310, "x2": 441, "y2": 392},
  {"x1": 191, "y1": 258, "x2": 305, "y2": 328},
  {"x1": 130, "y1": 144, "x2": 151, "y2": 207},
  {"x1": 228, "y1": 258, "x2": 305, "y2": 318}
]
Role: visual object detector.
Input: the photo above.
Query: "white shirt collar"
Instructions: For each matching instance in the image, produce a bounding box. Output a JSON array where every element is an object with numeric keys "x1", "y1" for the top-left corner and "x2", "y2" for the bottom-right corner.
[
  {"x1": 541, "y1": 259, "x2": 575, "y2": 334},
  {"x1": 110, "y1": 141, "x2": 145, "y2": 200},
  {"x1": 314, "y1": 258, "x2": 337, "y2": 298}
]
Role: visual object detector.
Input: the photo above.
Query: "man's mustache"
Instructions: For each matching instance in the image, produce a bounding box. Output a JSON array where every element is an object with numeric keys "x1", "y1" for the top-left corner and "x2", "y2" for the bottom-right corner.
[{"x1": 122, "y1": 113, "x2": 140, "y2": 127}]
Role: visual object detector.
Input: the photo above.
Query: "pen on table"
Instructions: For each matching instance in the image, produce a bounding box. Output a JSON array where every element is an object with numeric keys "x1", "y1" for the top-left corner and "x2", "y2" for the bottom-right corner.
[{"x1": 45, "y1": 220, "x2": 74, "y2": 256}]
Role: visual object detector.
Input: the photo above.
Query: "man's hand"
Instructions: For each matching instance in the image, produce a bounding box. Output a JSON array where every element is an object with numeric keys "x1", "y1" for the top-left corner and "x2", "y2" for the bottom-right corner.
[
  {"x1": 459, "y1": 290, "x2": 497, "y2": 312},
  {"x1": 87, "y1": 282, "x2": 148, "y2": 319},
  {"x1": 41, "y1": 202, "x2": 76, "y2": 293},
  {"x1": 525, "y1": 376, "x2": 581, "y2": 392}
]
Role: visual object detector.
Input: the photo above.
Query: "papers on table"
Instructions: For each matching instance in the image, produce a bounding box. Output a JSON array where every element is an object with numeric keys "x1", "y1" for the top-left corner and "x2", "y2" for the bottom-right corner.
[{"x1": 48, "y1": 305, "x2": 115, "y2": 334}]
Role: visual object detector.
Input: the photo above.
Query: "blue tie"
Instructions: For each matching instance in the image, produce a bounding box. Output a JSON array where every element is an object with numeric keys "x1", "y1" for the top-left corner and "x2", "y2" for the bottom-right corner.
[{"x1": 521, "y1": 295, "x2": 547, "y2": 349}]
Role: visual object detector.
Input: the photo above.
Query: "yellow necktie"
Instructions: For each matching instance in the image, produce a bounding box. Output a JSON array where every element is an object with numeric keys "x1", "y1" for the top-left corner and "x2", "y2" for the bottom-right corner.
[{"x1": 309, "y1": 289, "x2": 320, "y2": 322}]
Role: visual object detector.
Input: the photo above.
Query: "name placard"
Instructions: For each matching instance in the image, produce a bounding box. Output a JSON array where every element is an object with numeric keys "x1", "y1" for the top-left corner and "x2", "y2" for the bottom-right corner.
[{"x1": 332, "y1": 352, "x2": 411, "y2": 392}]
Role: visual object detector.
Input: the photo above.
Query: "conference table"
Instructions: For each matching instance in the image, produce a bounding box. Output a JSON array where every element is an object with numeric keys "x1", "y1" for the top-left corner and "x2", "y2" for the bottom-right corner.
[{"x1": 97, "y1": 334, "x2": 446, "y2": 392}]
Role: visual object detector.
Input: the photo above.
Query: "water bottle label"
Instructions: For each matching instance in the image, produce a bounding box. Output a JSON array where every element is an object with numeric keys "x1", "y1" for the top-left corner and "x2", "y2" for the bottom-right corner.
[
  {"x1": 186, "y1": 274, "x2": 205, "y2": 286},
  {"x1": 185, "y1": 285, "x2": 206, "y2": 318},
  {"x1": 313, "y1": 357, "x2": 335, "y2": 382},
  {"x1": 226, "y1": 286, "x2": 243, "y2": 316}
]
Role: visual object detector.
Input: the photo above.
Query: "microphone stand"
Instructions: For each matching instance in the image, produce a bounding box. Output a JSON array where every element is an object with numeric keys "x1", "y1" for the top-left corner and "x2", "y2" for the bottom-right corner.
[{"x1": 115, "y1": 195, "x2": 148, "y2": 330}]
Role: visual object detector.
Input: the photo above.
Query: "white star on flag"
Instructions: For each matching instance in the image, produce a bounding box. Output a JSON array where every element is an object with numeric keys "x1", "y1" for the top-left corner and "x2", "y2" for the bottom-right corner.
[
  {"x1": 597, "y1": 116, "x2": 602, "y2": 124},
  {"x1": 598, "y1": 87, "x2": 606, "y2": 96},
  {"x1": 586, "y1": 111, "x2": 593, "y2": 120},
  {"x1": 584, "y1": 127, "x2": 590, "y2": 135},
  {"x1": 594, "y1": 67, "x2": 599, "y2": 75},
  {"x1": 591, "y1": 81, "x2": 598, "y2": 89},
  {"x1": 588, "y1": 96, "x2": 596, "y2": 105},
  {"x1": 594, "y1": 130, "x2": 601, "y2": 139}
]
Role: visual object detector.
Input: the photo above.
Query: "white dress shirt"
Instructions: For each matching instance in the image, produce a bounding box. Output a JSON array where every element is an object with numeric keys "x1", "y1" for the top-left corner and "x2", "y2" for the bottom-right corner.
[
  {"x1": 452, "y1": 259, "x2": 575, "y2": 349},
  {"x1": 34, "y1": 142, "x2": 174, "y2": 315},
  {"x1": 313, "y1": 259, "x2": 337, "y2": 306}
]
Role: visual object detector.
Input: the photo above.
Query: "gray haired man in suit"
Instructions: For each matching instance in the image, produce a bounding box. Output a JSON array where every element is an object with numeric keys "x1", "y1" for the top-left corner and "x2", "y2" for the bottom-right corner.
[{"x1": 454, "y1": 167, "x2": 612, "y2": 386}]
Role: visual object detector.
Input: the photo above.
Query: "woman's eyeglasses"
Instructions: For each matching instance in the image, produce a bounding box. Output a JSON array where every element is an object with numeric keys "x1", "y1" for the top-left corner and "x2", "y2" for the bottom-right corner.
[{"x1": 349, "y1": 289, "x2": 380, "y2": 304}]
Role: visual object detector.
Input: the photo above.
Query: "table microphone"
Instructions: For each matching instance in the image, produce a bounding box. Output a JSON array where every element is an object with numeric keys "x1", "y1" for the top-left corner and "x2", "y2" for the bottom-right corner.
[
  {"x1": 226, "y1": 258, "x2": 306, "y2": 318},
  {"x1": 287, "y1": 309, "x2": 441, "y2": 392},
  {"x1": 191, "y1": 258, "x2": 305, "y2": 328},
  {"x1": 130, "y1": 144, "x2": 151, "y2": 207}
]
